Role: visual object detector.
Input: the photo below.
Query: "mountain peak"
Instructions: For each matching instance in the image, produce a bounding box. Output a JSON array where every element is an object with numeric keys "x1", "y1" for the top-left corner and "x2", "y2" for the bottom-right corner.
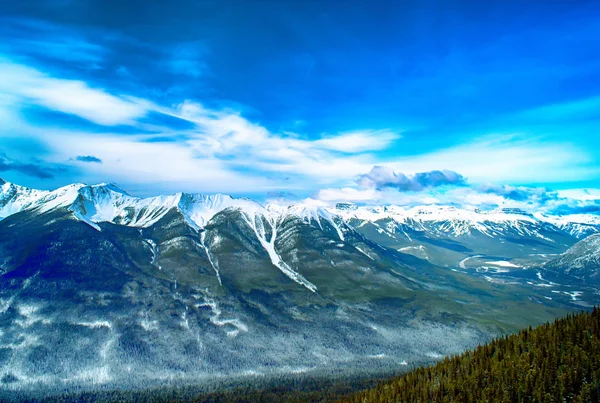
[
  {"x1": 0, "y1": 178, "x2": 5, "y2": 186},
  {"x1": 91, "y1": 182, "x2": 130, "y2": 196},
  {"x1": 1, "y1": 178, "x2": 599, "y2": 241}
]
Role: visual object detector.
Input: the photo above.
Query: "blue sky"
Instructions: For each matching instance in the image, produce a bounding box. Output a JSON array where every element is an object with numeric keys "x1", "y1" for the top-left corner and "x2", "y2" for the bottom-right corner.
[{"x1": 0, "y1": 0, "x2": 600, "y2": 212}]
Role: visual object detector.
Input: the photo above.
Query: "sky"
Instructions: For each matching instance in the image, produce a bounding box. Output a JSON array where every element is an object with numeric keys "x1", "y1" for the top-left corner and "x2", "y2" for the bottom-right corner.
[{"x1": 0, "y1": 0, "x2": 599, "y2": 214}]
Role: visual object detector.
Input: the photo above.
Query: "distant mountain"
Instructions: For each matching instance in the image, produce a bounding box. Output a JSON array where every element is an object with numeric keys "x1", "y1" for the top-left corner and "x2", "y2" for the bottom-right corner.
[
  {"x1": 0, "y1": 179, "x2": 594, "y2": 395},
  {"x1": 544, "y1": 233, "x2": 600, "y2": 282},
  {"x1": 334, "y1": 203, "x2": 599, "y2": 240},
  {"x1": 3, "y1": 180, "x2": 599, "y2": 239},
  {"x1": 331, "y1": 204, "x2": 598, "y2": 268}
]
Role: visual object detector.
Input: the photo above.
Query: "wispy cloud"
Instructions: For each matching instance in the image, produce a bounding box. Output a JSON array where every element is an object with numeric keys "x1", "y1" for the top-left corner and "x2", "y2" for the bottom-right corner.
[
  {"x1": 0, "y1": 53, "x2": 597, "y2": 200},
  {"x1": 517, "y1": 96, "x2": 600, "y2": 123},
  {"x1": 313, "y1": 130, "x2": 400, "y2": 153},
  {"x1": 0, "y1": 61, "x2": 148, "y2": 125},
  {"x1": 155, "y1": 100, "x2": 390, "y2": 183},
  {"x1": 387, "y1": 134, "x2": 597, "y2": 184},
  {"x1": 167, "y1": 42, "x2": 209, "y2": 78},
  {"x1": 0, "y1": 17, "x2": 106, "y2": 66}
]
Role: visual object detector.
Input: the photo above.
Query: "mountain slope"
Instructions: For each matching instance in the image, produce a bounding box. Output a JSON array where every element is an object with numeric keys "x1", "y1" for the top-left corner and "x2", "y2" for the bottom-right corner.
[
  {"x1": 331, "y1": 204, "x2": 594, "y2": 269},
  {"x1": 544, "y1": 233, "x2": 600, "y2": 282},
  {"x1": 0, "y1": 179, "x2": 588, "y2": 394},
  {"x1": 341, "y1": 308, "x2": 600, "y2": 403}
]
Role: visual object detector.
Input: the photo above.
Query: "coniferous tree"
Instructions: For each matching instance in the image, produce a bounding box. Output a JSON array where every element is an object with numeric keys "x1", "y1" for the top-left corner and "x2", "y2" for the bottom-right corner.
[{"x1": 340, "y1": 308, "x2": 600, "y2": 403}]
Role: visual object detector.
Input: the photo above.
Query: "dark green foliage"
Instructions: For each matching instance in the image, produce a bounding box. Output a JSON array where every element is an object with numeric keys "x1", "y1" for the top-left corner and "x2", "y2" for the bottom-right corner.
[{"x1": 341, "y1": 308, "x2": 600, "y2": 403}]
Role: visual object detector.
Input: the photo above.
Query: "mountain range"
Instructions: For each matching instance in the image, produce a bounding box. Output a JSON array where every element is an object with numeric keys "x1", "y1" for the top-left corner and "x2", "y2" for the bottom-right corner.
[{"x1": 0, "y1": 178, "x2": 598, "y2": 396}]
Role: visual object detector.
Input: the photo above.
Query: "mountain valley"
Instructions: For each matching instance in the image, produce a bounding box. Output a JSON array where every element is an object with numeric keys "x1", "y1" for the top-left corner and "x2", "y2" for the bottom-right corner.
[{"x1": 0, "y1": 179, "x2": 598, "y2": 397}]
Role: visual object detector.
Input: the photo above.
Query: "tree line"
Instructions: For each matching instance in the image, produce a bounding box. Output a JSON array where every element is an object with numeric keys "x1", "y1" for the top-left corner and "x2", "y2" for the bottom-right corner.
[{"x1": 340, "y1": 307, "x2": 600, "y2": 403}]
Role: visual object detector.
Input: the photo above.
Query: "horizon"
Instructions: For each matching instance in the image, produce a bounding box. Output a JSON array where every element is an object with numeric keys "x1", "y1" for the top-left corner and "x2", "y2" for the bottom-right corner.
[
  {"x1": 1, "y1": 1, "x2": 599, "y2": 215},
  {"x1": 2, "y1": 175, "x2": 600, "y2": 217}
]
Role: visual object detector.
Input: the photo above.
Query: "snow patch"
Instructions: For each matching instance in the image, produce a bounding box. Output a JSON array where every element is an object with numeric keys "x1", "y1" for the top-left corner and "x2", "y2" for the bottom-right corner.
[
  {"x1": 355, "y1": 246, "x2": 375, "y2": 260},
  {"x1": 459, "y1": 255, "x2": 482, "y2": 269},
  {"x1": 194, "y1": 293, "x2": 248, "y2": 336},
  {"x1": 485, "y1": 260, "x2": 520, "y2": 268},
  {"x1": 241, "y1": 212, "x2": 317, "y2": 293},
  {"x1": 74, "y1": 320, "x2": 112, "y2": 329},
  {"x1": 200, "y1": 231, "x2": 222, "y2": 286}
]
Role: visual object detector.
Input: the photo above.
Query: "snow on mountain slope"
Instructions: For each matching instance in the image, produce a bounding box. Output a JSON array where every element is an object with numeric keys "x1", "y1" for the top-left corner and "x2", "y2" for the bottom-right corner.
[
  {"x1": 275, "y1": 203, "x2": 346, "y2": 241},
  {"x1": 334, "y1": 204, "x2": 537, "y2": 226},
  {"x1": 2, "y1": 179, "x2": 599, "y2": 242},
  {"x1": 178, "y1": 193, "x2": 266, "y2": 229},
  {"x1": 0, "y1": 181, "x2": 48, "y2": 218},
  {"x1": 544, "y1": 233, "x2": 600, "y2": 281},
  {"x1": 534, "y1": 213, "x2": 600, "y2": 238},
  {"x1": 0, "y1": 180, "x2": 269, "y2": 230},
  {"x1": 71, "y1": 183, "x2": 181, "y2": 228},
  {"x1": 0, "y1": 180, "x2": 85, "y2": 219},
  {"x1": 241, "y1": 212, "x2": 318, "y2": 292},
  {"x1": 332, "y1": 204, "x2": 599, "y2": 240}
]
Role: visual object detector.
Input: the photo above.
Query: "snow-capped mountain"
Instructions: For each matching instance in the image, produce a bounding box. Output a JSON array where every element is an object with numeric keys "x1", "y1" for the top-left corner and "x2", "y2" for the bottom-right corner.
[
  {"x1": 1, "y1": 180, "x2": 347, "y2": 237},
  {"x1": 1, "y1": 180, "x2": 262, "y2": 229},
  {"x1": 0, "y1": 178, "x2": 595, "y2": 393},
  {"x1": 0, "y1": 180, "x2": 353, "y2": 294},
  {"x1": 533, "y1": 213, "x2": 600, "y2": 239},
  {"x1": 330, "y1": 203, "x2": 600, "y2": 240},
  {"x1": 2, "y1": 180, "x2": 599, "y2": 241},
  {"x1": 0, "y1": 180, "x2": 84, "y2": 219}
]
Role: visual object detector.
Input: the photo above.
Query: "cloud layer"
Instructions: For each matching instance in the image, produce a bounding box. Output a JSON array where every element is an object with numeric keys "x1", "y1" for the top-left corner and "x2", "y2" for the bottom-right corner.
[
  {"x1": 0, "y1": 13, "x2": 598, "y2": 211},
  {"x1": 1, "y1": 57, "x2": 594, "y2": 197},
  {"x1": 310, "y1": 165, "x2": 600, "y2": 216},
  {"x1": 0, "y1": 154, "x2": 62, "y2": 179},
  {"x1": 358, "y1": 166, "x2": 466, "y2": 191}
]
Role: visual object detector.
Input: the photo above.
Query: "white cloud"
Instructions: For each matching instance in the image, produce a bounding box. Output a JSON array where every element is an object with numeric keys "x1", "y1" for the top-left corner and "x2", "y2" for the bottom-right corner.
[
  {"x1": 313, "y1": 185, "x2": 516, "y2": 209},
  {"x1": 518, "y1": 96, "x2": 600, "y2": 122},
  {"x1": 0, "y1": 61, "x2": 148, "y2": 125},
  {"x1": 316, "y1": 187, "x2": 380, "y2": 202},
  {"x1": 2, "y1": 59, "x2": 597, "y2": 200},
  {"x1": 387, "y1": 134, "x2": 597, "y2": 184},
  {"x1": 161, "y1": 101, "x2": 385, "y2": 181},
  {"x1": 312, "y1": 180, "x2": 600, "y2": 217},
  {"x1": 313, "y1": 130, "x2": 401, "y2": 153},
  {"x1": 357, "y1": 166, "x2": 466, "y2": 190},
  {"x1": 41, "y1": 130, "x2": 271, "y2": 194},
  {"x1": 557, "y1": 188, "x2": 600, "y2": 201}
]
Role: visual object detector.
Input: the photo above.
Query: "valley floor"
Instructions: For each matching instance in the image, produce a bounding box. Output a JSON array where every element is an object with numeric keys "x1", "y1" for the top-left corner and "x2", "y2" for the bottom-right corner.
[{"x1": 5, "y1": 308, "x2": 598, "y2": 403}]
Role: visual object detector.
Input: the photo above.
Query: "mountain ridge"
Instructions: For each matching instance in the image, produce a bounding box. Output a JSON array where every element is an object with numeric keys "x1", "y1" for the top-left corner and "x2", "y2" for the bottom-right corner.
[
  {"x1": 0, "y1": 178, "x2": 592, "y2": 394},
  {"x1": 2, "y1": 179, "x2": 599, "y2": 239}
]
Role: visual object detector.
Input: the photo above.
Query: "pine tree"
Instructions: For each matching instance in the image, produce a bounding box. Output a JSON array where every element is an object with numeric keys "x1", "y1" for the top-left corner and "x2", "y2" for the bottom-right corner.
[{"x1": 340, "y1": 308, "x2": 600, "y2": 403}]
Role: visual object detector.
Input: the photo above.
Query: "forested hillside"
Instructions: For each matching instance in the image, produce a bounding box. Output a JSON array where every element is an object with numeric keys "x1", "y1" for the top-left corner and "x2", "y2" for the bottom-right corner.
[
  {"x1": 341, "y1": 308, "x2": 600, "y2": 403},
  {"x1": 6, "y1": 309, "x2": 599, "y2": 402}
]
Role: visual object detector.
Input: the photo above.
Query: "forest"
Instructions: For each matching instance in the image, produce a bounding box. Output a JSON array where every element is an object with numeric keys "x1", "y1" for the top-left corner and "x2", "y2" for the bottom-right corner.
[
  {"x1": 341, "y1": 307, "x2": 600, "y2": 403},
  {"x1": 4, "y1": 308, "x2": 599, "y2": 402}
]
